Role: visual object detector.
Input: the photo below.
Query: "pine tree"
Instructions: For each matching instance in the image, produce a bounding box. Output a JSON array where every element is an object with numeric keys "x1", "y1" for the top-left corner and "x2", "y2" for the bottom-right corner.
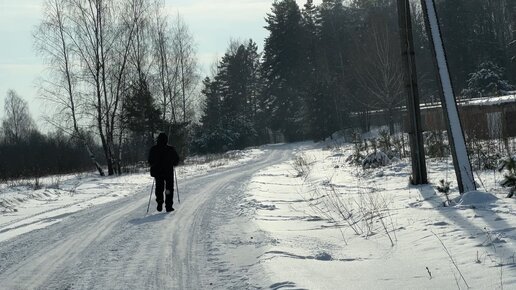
[
  {"x1": 122, "y1": 79, "x2": 161, "y2": 147},
  {"x1": 461, "y1": 61, "x2": 514, "y2": 98},
  {"x1": 262, "y1": 0, "x2": 307, "y2": 141},
  {"x1": 314, "y1": 0, "x2": 355, "y2": 134},
  {"x1": 195, "y1": 40, "x2": 262, "y2": 153}
]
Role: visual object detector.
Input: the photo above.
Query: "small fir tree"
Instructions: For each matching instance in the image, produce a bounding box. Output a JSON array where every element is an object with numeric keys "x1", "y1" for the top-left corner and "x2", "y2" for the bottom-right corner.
[
  {"x1": 437, "y1": 179, "x2": 452, "y2": 206},
  {"x1": 498, "y1": 156, "x2": 516, "y2": 198},
  {"x1": 461, "y1": 61, "x2": 514, "y2": 98}
]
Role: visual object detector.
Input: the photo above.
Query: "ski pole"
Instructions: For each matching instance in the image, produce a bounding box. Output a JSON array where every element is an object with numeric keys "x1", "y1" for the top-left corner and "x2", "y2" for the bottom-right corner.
[
  {"x1": 146, "y1": 179, "x2": 155, "y2": 214},
  {"x1": 174, "y1": 168, "x2": 180, "y2": 204}
]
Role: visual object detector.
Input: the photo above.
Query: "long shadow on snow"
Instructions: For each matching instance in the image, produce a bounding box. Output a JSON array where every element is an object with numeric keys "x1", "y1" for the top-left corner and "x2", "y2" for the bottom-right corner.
[
  {"x1": 270, "y1": 280, "x2": 308, "y2": 290},
  {"x1": 417, "y1": 184, "x2": 516, "y2": 270},
  {"x1": 128, "y1": 212, "x2": 169, "y2": 225}
]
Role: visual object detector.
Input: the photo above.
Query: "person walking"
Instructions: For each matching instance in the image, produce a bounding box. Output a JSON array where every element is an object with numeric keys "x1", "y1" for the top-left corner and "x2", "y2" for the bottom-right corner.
[{"x1": 148, "y1": 133, "x2": 180, "y2": 212}]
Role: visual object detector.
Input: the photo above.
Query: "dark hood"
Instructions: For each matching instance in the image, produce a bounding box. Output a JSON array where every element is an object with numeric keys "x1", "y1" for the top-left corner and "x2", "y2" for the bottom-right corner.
[{"x1": 157, "y1": 133, "x2": 168, "y2": 145}]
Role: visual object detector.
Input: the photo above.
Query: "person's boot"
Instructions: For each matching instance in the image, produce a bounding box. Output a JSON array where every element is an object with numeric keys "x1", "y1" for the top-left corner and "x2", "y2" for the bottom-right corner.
[
  {"x1": 157, "y1": 202, "x2": 163, "y2": 212},
  {"x1": 165, "y1": 190, "x2": 174, "y2": 212}
]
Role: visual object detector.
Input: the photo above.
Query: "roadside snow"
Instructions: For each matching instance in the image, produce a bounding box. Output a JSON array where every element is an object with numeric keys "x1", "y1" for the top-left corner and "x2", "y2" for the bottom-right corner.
[
  {"x1": 457, "y1": 191, "x2": 498, "y2": 207},
  {"x1": 245, "y1": 143, "x2": 516, "y2": 289},
  {"x1": 0, "y1": 148, "x2": 264, "y2": 243}
]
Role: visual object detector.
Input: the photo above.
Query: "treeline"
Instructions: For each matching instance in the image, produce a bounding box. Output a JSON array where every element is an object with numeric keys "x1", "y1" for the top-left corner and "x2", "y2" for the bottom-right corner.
[
  {"x1": 195, "y1": 0, "x2": 516, "y2": 153},
  {"x1": 433, "y1": 0, "x2": 516, "y2": 96},
  {"x1": 0, "y1": 90, "x2": 102, "y2": 180},
  {"x1": 5, "y1": 0, "x2": 516, "y2": 179}
]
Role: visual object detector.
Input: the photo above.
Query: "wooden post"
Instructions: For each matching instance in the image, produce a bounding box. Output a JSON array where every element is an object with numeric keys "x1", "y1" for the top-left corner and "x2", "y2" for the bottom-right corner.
[
  {"x1": 420, "y1": 0, "x2": 476, "y2": 193},
  {"x1": 397, "y1": 0, "x2": 428, "y2": 185}
]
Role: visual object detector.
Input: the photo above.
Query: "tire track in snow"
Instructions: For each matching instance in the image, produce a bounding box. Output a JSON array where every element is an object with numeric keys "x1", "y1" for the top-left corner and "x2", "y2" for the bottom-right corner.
[{"x1": 0, "y1": 193, "x2": 146, "y2": 289}]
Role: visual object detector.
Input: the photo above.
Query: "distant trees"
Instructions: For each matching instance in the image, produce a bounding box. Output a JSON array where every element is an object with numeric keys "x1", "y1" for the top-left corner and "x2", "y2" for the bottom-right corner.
[
  {"x1": 194, "y1": 40, "x2": 262, "y2": 153},
  {"x1": 419, "y1": 0, "x2": 516, "y2": 97},
  {"x1": 256, "y1": 0, "x2": 407, "y2": 141},
  {"x1": 121, "y1": 79, "x2": 161, "y2": 162},
  {"x1": 351, "y1": 5, "x2": 403, "y2": 135},
  {"x1": 193, "y1": 0, "x2": 405, "y2": 150},
  {"x1": 0, "y1": 91, "x2": 100, "y2": 181},
  {"x1": 308, "y1": 0, "x2": 351, "y2": 138},
  {"x1": 461, "y1": 61, "x2": 515, "y2": 99},
  {"x1": 2, "y1": 90, "x2": 36, "y2": 144},
  {"x1": 256, "y1": 0, "x2": 516, "y2": 143}
]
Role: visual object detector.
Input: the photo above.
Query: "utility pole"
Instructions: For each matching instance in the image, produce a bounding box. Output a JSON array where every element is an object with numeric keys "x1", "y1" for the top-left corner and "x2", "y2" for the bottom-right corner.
[
  {"x1": 420, "y1": 0, "x2": 476, "y2": 193},
  {"x1": 397, "y1": 0, "x2": 428, "y2": 185}
]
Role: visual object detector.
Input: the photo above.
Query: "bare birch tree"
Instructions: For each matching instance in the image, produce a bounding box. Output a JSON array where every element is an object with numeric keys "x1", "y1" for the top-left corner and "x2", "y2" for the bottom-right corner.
[
  {"x1": 152, "y1": 5, "x2": 179, "y2": 127},
  {"x1": 64, "y1": 0, "x2": 147, "y2": 175},
  {"x1": 172, "y1": 15, "x2": 199, "y2": 124},
  {"x1": 353, "y1": 17, "x2": 404, "y2": 134},
  {"x1": 35, "y1": 0, "x2": 105, "y2": 175},
  {"x1": 36, "y1": 0, "x2": 198, "y2": 173},
  {"x1": 2, "y1": 90, "x2": 36, "y2": 144}
]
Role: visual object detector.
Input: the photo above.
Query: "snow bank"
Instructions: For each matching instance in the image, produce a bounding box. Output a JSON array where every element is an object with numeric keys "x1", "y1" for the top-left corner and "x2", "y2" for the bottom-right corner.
[
  {"x1": 362, "y1": 151, "x2": 391, "y2": 169},
  {"x1": 246, "y1": 143, "x2": 516, "y2": 289},
  {"x1": 456, "y1": 190, "x2": 498, "y2": 207}
]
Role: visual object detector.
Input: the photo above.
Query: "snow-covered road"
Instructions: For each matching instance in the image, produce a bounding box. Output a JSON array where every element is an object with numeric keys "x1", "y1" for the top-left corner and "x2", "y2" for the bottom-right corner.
[
  {"x1": 0, "y1": 146, "x2": 292, "y2": 290},
  {"x1": 5, "y1": 140, "x2": 516, "y2": 289}
]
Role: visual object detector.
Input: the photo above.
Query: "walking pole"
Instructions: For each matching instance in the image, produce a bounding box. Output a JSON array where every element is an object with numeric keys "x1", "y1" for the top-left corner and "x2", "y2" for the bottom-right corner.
[
  {"x1": 146, "y1": 179, "x2": 155, "y2": 214},
  {"x1": 174, "y1": 168, "x2": 180, "y2": 204}
]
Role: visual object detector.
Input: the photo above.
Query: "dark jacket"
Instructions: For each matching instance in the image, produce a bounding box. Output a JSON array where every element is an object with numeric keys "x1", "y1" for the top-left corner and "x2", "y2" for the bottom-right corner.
[{"x1": 148, "y1": 137, "x2": 180, "y2": 178}]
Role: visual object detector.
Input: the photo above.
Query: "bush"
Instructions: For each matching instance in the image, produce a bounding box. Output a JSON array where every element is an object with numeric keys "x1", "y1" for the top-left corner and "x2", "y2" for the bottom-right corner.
[
  {"x1": 436, "y1": 179, "x2": 452, "y2": 206},
  {"x1": 292, "y1": 154, "x2": 313, "y2": 178},
  {"x1": 498, "y1": 156, "x2": 516, "y2": 198},
  {"x1": 424, "y1": 131, "x2": 449, "y2": 158},
  {"x1": 461, "y1": 61, "x2": 514, "y2": 98},
  {"x1": 362, "y1": 151, "x2": 390, "y2": 169},
  {"x1": 347, "y1": 131, "x2": 365, "y2": 165},
  {"x1": 469, "y1": 140, "x2": 502, "y2": 170},
  {"x1": 0, "y1": 130, "x2": 101, "y2": 181}
]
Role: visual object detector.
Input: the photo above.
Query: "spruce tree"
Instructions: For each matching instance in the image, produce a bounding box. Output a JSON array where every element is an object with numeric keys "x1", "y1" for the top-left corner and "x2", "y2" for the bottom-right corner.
[
  {"x1": 196, "y1": 40, "x2": 262, "y2": 153},
  {"x1": 122, "y1": 78, "x2": 162, "y2": 161},
  {"x1": 123, "y1": 79, "x2": 161, "y2": 139},
  {"x1": 462, "y1": 61, "x2": 514, "y2": 98},
  {"x1": 262, "y1": 0, "x2": 307, "y2": 141}
]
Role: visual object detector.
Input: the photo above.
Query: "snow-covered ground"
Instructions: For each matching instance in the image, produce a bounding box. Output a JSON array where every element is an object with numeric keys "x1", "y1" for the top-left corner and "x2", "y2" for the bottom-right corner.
[
  {"x1": 0, "y1": 148, "x2": 264, "y2": 242},
  {"x1": 1, "y1": 142, "x2": 516, "y2": 289},
  {"x1": 245, "y1": 143, "x2": 516, "y2": 289}
]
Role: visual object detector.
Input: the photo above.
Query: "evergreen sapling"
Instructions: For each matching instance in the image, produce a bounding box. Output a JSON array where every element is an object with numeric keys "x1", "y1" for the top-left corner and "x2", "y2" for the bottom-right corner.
[
  {"x1": 437, "y1": 179, "x2": 452, "y2": 206},
  {"x1": 498, "y1": 156, "x2": 516, "y2": 198}
]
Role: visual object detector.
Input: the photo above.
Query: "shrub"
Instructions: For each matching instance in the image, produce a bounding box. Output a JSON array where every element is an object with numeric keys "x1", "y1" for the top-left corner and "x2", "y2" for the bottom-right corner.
[
  {"x1": 436, "y1": 179, "x2": 452, "y2": 206},
  {"x1": 292, "y1": 154, "x2": 313, "y2": 178},
  {"x1": 362, "y1": 151, "x2": 390, "y2": 169},
  {"x1": 498, "y1": 156, "x2": 516, "y2": 198}
]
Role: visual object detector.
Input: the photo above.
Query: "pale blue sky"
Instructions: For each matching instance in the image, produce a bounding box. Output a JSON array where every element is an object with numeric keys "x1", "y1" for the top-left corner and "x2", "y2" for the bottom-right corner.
[{"x1": 0, "y1": 0, "x2": 319, "y2": 127}]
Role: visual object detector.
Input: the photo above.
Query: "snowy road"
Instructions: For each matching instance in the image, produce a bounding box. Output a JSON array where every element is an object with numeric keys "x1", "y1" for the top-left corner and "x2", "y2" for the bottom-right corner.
[{"x1": 0, "y1": 146, "x2": 292, "y2": 290}]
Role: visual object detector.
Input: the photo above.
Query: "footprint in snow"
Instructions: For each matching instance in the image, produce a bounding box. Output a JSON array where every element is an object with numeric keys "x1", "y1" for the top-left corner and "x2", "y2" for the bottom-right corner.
[
  {"x1": 315, "y1": 252, "x2": 333, "y2": 261},
  {"x1": 432, "y1": 221, "x2": 449, "y2": 226}
]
